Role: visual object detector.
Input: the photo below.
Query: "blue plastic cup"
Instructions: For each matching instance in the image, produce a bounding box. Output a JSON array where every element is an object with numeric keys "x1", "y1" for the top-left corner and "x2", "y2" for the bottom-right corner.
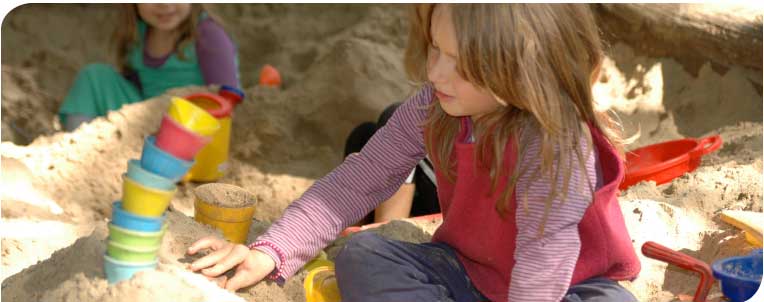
[
  {"x1": 111, "y1": 201, "x2": 166, "y2": 232},
  {"x1": 140, "y1": 136, "x2": 194, "y2": 182},
  {"x1": 126, "y1": 159, "x2": 175, "y2": 191},
  {"x1": 103, "y1": 254, "x2": 157, "y2": 284}
]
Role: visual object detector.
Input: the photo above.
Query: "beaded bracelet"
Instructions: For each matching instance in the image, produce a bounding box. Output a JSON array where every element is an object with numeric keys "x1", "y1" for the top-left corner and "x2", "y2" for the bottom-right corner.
[{"x1": 248, "y1": 241, "x2": 286, "y2": 281}]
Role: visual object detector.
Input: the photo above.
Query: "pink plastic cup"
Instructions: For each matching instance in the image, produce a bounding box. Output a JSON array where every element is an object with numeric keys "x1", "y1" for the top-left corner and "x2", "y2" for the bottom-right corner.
[{"x1": 155, "y1": 114, "x2": 211, "y2": 160}]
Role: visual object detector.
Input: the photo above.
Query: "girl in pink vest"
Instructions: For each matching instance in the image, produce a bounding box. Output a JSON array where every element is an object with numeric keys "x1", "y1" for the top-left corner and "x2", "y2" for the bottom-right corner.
[{"x1": 187, "y1": 4, "x2": 641, "y2": 301}]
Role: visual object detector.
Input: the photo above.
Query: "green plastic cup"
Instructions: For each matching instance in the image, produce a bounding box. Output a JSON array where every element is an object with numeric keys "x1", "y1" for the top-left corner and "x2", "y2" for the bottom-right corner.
[
  {"x1": 107, "y1": 223, "x2": 167, "y2": 248},
  {"x1": 106, "y1": 239, "x2": 160, "y2": 262}
]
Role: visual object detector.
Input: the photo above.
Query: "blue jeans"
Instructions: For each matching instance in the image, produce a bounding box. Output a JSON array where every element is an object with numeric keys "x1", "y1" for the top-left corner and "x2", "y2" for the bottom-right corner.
[{"x1": 334, "y1": 233, "x2": 637, "y2": 302}]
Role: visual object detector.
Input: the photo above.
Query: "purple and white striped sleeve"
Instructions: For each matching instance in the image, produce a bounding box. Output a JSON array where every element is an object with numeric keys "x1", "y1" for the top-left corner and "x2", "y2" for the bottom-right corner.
[
  {"x1": 509, "y1": 130, "x2": 597, "y2": 301},
  {"x1": 251, "y1": 85, "x2": 433, "y2": 281}
]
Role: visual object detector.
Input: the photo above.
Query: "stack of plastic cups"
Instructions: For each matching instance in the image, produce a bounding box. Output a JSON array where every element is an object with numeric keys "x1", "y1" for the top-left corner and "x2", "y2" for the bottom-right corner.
[{"x1": 103, "y1": 97, "x2": 220, "y2": 284}]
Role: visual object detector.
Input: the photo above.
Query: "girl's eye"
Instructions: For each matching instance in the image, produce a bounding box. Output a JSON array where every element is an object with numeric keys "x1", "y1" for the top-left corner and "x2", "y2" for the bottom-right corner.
[{"x1": 427, "y1": 44, "x2": 439, "y2": 62}]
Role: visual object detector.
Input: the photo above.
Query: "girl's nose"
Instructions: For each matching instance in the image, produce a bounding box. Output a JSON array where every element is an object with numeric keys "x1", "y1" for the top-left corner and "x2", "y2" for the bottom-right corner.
[
  {"x1": 427, "y1": 55, "x2": 450, "y2": 84},
  {"x1": 155, "y1": 4, "x2": 174, "y2": 12}
]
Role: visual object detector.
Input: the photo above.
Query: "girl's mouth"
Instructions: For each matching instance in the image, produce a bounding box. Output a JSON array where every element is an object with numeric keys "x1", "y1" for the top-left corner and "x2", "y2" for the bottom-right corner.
[
  {"x1": 435, "y1": 90, "x2": 453, "y2": 101},
  {"x1": 155, "y1": 13, "x2": 176, "y2": 22}
]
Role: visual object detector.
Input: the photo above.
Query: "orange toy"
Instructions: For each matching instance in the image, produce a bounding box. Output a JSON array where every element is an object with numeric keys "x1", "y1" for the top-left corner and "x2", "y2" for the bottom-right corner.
[{"x1": 259, "y1": 64, "x2": 282, "y2": 87}]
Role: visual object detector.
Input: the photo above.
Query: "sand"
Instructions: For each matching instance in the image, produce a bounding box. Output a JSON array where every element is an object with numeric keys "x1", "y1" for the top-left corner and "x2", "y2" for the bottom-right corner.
[
  {"x1": 1, "y1": 4, "x2": 762, "y2": 302},
  {"x1": 194, "y1": 183, "x2": 257, "y2": 208}
]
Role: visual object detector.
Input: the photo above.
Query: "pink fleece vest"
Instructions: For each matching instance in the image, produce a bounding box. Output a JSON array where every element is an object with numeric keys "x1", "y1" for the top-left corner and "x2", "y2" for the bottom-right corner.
[{"x1": 430, "y1": 124, "x2": 641, "y2": 301}]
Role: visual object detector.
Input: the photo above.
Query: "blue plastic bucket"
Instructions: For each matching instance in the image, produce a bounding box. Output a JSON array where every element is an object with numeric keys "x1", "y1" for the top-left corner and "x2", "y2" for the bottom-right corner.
[{"x1": 711, "y1": 249, "x2": 763, "y2": 302}]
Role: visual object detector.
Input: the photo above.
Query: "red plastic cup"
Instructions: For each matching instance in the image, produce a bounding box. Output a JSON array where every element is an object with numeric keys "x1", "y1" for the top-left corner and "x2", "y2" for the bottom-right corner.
[
  {"x1": 219, "y1": 85, "x2": 245, "y2": 107},
  {"x1": 155, "y1": 114, "x2": 211, "y2": 160},
  {"x1": 184, "y1": 93, "x2": 232, "y2": 119}
]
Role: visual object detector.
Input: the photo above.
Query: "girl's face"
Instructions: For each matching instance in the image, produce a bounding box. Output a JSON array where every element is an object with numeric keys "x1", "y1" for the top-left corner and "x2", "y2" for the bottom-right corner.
[
  {"x1": 427, "y1": 5, "x2": 502, "y2": 120},
  {"x1": 137, "y1": 4, "x2": 192, "y2": 32}
]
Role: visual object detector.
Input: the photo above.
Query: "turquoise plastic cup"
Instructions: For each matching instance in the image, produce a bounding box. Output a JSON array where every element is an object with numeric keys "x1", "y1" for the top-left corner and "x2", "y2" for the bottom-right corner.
[
  {"x1": 111, "y1": 201, "x2": 166, "y2": 232},
  {"x1": 103, "y1": 254, "x2": 157, "y2": 284},
  {"x1": 140, "y1": 136, "x2": 194, "y2": 182},
  {"x1": 126, "y1": 159, "x2": 175, "y2": 191}
]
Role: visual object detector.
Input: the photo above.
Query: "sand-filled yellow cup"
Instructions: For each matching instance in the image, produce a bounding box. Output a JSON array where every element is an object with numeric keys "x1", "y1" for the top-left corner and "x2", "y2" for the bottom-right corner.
[
  {"x1": 168, "y1": 97, "x2": 221, "y2": 137},
  {"x1": 193, "y1": 183, "x2": 256, "y2": 244},
  {"x1": 122, "y1": 174, "x2": 177, "y2": 217}
]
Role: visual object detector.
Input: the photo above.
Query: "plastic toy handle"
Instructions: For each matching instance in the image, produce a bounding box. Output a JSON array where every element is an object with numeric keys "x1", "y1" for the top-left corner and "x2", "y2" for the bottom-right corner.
[
  {"x1": 696, "y1": 135, "x2": 722, "y2": 156},
  {"x1": 642, "y1": 241, "x2": 715, "y2": 302}
]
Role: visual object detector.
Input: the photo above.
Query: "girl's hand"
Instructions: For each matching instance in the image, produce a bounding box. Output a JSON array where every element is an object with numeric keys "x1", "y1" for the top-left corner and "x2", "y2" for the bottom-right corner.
[{"x1": 187, "y1": 236, "x2": 276, "y2": 292}]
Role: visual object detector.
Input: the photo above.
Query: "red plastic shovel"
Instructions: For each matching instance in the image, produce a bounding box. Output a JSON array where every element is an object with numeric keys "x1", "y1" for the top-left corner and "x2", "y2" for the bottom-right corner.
[{"x1": 642, "y1": 241, "x2": 716, "y2": 302}]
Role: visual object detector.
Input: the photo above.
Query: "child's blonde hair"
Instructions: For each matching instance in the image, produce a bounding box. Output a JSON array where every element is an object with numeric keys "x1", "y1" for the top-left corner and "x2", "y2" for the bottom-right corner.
[
  {"x1": 406, "y1": 4, "x2": 626, "y2": 234},
  {"x1": 112, "y1": 4, "x2": 223, "y2": 74}
]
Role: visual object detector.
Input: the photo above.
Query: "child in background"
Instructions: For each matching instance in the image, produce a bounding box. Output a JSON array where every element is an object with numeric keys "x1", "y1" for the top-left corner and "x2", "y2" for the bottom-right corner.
[
  {"x1": 59, "y1": 4, "x2": 239, "y2": 131},
  {"x1": 187, "y1": 4, "x2": 641, "y2": 302},
  {"x1": 343, "y1": 102, "x2": 440, "y2": 224}
]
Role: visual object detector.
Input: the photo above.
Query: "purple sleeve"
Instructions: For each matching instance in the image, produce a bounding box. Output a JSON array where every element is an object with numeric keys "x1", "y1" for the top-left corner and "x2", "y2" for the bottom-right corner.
[
  {"x1": 196, "y1": 19, "x2": 239, "y2": 88},
  {"x1": 252, "y1": 85, "x2": 434, "y2": 281},
  {"x1": 509, "y1": 129, "x2": 597, "y2": 301}
]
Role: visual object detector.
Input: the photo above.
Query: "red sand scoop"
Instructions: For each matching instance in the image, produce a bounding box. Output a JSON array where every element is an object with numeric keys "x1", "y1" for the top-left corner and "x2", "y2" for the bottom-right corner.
[
  {"x1": 642, "y1": 241, "x2": 716, "y2": 302},
  {"x1": 620, "y1": 135, "x2": 722, "y2": 190}
]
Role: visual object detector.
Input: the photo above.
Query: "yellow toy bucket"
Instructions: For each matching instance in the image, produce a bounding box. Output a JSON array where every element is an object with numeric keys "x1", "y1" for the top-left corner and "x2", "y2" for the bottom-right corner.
[
  {"x1": 182, "y1": 93, "x2": 233, "y2": 182},
  {"x1": 168, "y1": 97, "x2": 221, "y2": 137},
  {"x1": 122, "y1": 174, "x2": 177, "y2": 217},
  {"x1": 193, "y1": 183, "x2": 256, "y2": 244},
  {"x1": 304, "y1": 262, "x2": 341, "y2": 302}
]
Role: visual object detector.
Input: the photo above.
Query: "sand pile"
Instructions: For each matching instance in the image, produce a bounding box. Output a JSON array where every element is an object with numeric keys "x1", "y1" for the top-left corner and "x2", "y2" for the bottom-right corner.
[
  {"x1": 1, "y1": 4, "x2": 762, "y2": 302},
  {"x1": 0, "y1": 209, "x2": 307, "y2": 302},
  {"x1": 591, "y1": 41, "x2": 762, "y2": 301}
]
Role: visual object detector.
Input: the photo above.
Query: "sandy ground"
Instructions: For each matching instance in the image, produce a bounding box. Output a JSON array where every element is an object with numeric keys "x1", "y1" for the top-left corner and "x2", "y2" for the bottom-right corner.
[{"x1": 1, "y1": 4, "x2": 762, "y2": 302}]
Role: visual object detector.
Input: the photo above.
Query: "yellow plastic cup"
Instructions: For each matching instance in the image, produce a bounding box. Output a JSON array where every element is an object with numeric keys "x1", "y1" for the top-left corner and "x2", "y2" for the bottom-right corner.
[
  {"x1": 193, "y1": 184, "x2": 256, "y2": 244},
  {"x1": 303, "y1": 251, "x2": 330, "y2": 272},
  {"x1": 304, "y1": 263, "x2": 341, "y2": 302},
  {"x1": 122, "y1": 174, "x2": 177, "y2": 217},
  {"x1": 168, "y1": 97, "x2": 221, "y2": 137},
  {"x1": 183, "y1": 93, "x2": 233, "y2": 182},
  {"x1": 188, "y1": 115, "x2": 230, "y2": 181}
]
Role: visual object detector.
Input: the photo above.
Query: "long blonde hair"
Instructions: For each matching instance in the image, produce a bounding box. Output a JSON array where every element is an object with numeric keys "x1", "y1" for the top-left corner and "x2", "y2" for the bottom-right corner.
[
  {"x1": 112, "y1": 4, "x2": 222, "y2": 73},
  {"x1": 406, "y1": 4, "x2": 626, "y2": 233}
]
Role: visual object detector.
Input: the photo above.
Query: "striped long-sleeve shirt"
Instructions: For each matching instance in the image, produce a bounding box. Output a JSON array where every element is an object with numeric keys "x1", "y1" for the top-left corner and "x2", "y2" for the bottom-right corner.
[{"x1": 251, "y1": 84, "x2": 598, "y2": 301}]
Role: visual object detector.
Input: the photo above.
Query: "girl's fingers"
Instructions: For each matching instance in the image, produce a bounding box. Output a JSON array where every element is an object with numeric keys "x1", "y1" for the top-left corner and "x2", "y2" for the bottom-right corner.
[
  {"x1": 189, "y1": 246, "x2": 231, "y2": 272},
  {"x1": 201, "y1": 246, "x2": 248, "y2": 277},
  {"x1": 224, "y1": 268, "x2": 259, "y2": 292},
  {"x1": 187, "y1": 236, "x2": 226, "y2": 255},
  {"x1": 204, "y1": 274, "x2": 228, "y2": 288},
  {"x1": 224, "y1": 250, "x2": 274, "y2": 292},
  {"x1": 215, "y1": 275, "x2": 228, "y2": 288}
]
